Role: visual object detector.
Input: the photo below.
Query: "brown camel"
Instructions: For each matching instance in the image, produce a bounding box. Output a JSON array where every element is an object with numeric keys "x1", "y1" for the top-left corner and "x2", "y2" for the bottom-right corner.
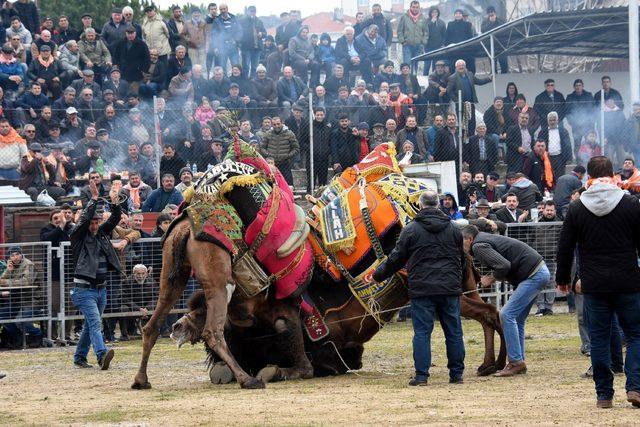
[{"x1": 131, "y1": 218, "x2": 313, "y2": 390}]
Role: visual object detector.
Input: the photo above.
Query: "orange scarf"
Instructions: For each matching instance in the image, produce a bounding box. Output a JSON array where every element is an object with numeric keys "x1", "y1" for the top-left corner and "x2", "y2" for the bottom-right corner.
[
  {"x1": 0, "y1": 128, "x2": 26, "y2": 146},
  {"x1": 542, "y1": 151, "x2": 554, "y2": 189},
  {"x1": 38, "y1": 54, "x2": 54, "y2": 68},
  {"x1": 26, "y1": 152, "x2": 50, "y2": 182},
  {"x1": 586, "y1": 176, "x2": 618, "y2": 189}
]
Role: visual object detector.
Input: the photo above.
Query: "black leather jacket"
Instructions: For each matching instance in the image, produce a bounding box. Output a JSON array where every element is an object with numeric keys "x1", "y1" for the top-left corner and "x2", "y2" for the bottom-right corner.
[{"x1": 70, "y1": 199, "x2": 124, "y2": 284}]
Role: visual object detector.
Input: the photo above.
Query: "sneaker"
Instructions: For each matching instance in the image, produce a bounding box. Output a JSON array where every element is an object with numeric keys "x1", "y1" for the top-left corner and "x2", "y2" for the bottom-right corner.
[
  {"x1": 408, "y1": 378, "x2": 428, "y2": 386},
  {"x1": 534, "y1": 309, "x2": 545, "y2": 317},
  {"x1": 74, "y1": 360, "x2": 93, "y2": 369},
  {"x1": 99, "y1": 349, "x2": 115, "y2": 371},
  {"x1": 0, "y1": 372, "x2": 6, "y2": 379}
]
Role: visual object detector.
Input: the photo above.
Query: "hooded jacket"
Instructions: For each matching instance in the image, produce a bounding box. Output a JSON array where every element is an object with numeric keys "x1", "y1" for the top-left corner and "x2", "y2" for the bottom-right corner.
[
  {"x1": 288, "y1": 26, "x2": 314, "y2": 63},
  {"x1": 508, "y1": 177, "x2": 542, "y2": 211},
  {"x1": 556, "y1": 181, "x2": 640, "y2": 294},
  {"x1": 373, "y1": 207, "x2": 465, "y2": 298},
  {"x1": 142, "y1": 14, "x2": 172, "y2": 57},
  {"x1": 440, "y1": 192, "x2": 463, "y2": 220},
  {"x1": 5, "y1": 23, "x2": 32, "y2": 46}
]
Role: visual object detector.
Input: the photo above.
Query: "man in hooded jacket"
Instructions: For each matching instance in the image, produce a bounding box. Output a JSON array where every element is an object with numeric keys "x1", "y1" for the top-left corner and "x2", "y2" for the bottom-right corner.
[
  {"x1": 372, "y1": 190, "x2": 466, "y2": 386},
  {"x1": 556, "y1": 156, "x2": 640, "y2": 409}
]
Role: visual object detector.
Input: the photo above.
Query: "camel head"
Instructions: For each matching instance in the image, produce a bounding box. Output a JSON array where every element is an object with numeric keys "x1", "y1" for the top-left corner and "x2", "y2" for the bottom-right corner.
[{"x1": 171, "y1": 290, "x2": 207, "y2": 348}]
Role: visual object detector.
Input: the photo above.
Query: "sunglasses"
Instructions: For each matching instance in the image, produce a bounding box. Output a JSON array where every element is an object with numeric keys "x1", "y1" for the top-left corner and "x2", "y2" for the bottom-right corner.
[{"x1": 25, "y1": 130, "x2": 36, "y2": 133}]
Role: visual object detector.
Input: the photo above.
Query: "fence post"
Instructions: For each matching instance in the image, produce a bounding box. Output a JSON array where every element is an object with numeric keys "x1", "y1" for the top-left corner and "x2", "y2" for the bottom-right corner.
[
  {"x1": 59, "y1": 242, "x2": 67, "y2": 344},
  {"x1": 458, "y1": 90, "x2": 463, "y2": 169},
  {"x1": 599, "y1": 89, "x2": 605, "y2": 155},
  {"x1": 153, "y1": 96, "x2": 162, "y2": 189},
  {"x1": 308, "y1": 91, "x2": 314, "y2": 194},
  {"x1": 46, "y1": 243, "x2": 52, "y2": 342},
  {"x1": 490, "y1": 35, "x2": 497, "y2": 98}
]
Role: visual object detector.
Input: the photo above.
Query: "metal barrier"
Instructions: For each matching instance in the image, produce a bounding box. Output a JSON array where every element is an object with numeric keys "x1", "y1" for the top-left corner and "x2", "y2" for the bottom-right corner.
[{"x1": 0, "y1": 242, "x2": 52, "y2": 341}]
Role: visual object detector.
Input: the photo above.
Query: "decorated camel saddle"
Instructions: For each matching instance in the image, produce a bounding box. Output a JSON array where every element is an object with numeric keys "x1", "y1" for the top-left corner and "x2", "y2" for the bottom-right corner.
[
  {"x1": 182, "y1": 137, "x2": 313, "y2": 302},
  {"x1": 305, "y1": 143, "x2": 431, "y2": 327}
]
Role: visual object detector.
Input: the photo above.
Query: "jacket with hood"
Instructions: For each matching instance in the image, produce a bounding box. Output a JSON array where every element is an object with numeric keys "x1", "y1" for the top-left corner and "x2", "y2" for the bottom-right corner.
[
  {"x1": 317, "y1": 33, "x2": 335, "y2": 63},
  {"x1": 0, "y1": 54, "x2": 25, "y2": 92},
  {"x1": 508, "y1": 177, "x2": 542, "y2": 211},
  {"x1": 288, "y1": 27, "x2": 315, "y2": 63},
  {"x1": 142, "y1": 14, "x2": 172, "y2": 57},
  {"x1": 373, "y1": 207, "x2": 465, "y2": 298},
  {"x1": 440, "y1": 192, "x2": 463, "y2": 220},
  {"x1": 6, "y1": 23, "x2": 32, "y2": 47},
  {"x1": 396, "y1": 10, "x2": 429, "y2": 47},
  {"x1": 556, "y1": 181, "x2": 640, "y2": 294}
]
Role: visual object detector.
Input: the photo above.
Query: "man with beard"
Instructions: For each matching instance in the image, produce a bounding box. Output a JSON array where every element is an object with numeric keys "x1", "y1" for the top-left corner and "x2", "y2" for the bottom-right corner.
[
  {"x1": 309, "y1": 108, "x2": 331, "y2": 192},
  {"x1": 434, "y1": 113, "x2": 461, "y2": 173},
  {"x1": 159, "y1": 145, "x2": 186, "y2": 182},
  {"x1": 142, "y1": 173, "x2": 184, "y2": 212},
  {"x1": 330, "y1": 113, "x2": 360, "y2": 173},
  {"x1": 322, "y1": 64, "x2": 350, "y2": 101},
  {"x1": 198, "y1": 138, "x2": 225, "y2": 172},
  {"x1": 259, "y1": 116, "x2": 299, "y2": 184},
  {"x1": 75, "y1": 141, "x2": 107, "y2": 176},
  {"x1": 123, "y1": 172, "x2": 152, "y2": 211},
  {"x1": 505, "y1": 111, "x2": 533, "y2": 173},
  {"x1": 396, "y1": 115, "x2": 428, "y2": 158}
]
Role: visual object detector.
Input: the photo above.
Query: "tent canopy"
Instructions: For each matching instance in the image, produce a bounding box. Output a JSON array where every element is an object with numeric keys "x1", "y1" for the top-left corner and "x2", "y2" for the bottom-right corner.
[{"x1": 414, "y1": 6, "x2": 634, "y2": 61}]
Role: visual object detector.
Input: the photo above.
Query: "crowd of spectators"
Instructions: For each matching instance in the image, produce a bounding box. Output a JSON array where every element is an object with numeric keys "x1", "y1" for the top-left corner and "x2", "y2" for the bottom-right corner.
[{"x1": 1, "y1": 1, "x2": 640, "y2": 349}]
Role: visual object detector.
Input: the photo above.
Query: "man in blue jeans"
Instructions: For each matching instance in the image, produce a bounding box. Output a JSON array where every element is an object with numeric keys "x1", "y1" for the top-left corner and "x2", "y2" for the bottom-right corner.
[
  {"x1": 372, "y1": 191, "x2": 466, "y2": 386},
  {"x1": 69, "y1": 179, "x2": 123, "y2": 370},
  {"x1": 557, "y1": 155, "x2": 640, "y2": 409},
  {"x1": 461, "y1": 225, "x2": 549, "y2": 377}
]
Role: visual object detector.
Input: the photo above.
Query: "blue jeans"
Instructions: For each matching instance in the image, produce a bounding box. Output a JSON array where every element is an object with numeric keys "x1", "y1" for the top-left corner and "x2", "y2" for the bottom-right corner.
[
  {"x1": 2, "y1": 307, "x2": 42, "y2": 338},
  {"x1": 0, "y1": 168, "x2": 20, "y2": 180},
  {"x1": 584, "y1": 292, "x2": 640, "y2": 400},
  {"x1": 139, "y1": 82, "x2": 159, "y2": 99},
  {"x1": 241, "y1": 49, "x2": 261, "y2": 78},
  {"x1": 71, "y1": 287, "x2": 108, "y2": 363},
  {"x1": 500, "y1": 264, "x2": 550, "y2": 362},
  {"x1": 402, "y1": 44, "x2": 424, "y2": 75},
  {"x1": 218, "y1": 44, "x2": 240, "y2": 71},
  {"x1": 411, "y1": 295, "x2": 465, "y2": 381}
]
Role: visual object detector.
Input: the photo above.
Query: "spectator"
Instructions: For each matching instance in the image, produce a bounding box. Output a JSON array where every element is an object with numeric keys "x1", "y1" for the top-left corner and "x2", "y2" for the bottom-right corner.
[
  {"x1": 507, "y1": 94, "x2": 539, "y2": 133},
  {"x1": 166, "y1": 45, "x2": 192, "y2": 89},
  {"x1": 577, "y1": 130, "x2": 602, "y2": 166},
  {"x1": 76, "y1": 87, "x2": 101, "y2": 124},
  {"x1": 167, "y1": 5, "x2": 188, "y2": 53},
  {"x1": 102, "y1": 67, "x2": 129, "y2": 104},
  {"x1": 6, "y1": 17, "x2": 32, "y2": 50},
  {"x1": 373, "y1": 61, "x2": 398, "y2": 91},
  {"x1": 385, "y1": 118, "x2": 398, "y2": 142},
  {"x1": 113, "y1": 26, "x2": 150, "y2": 94},
  {"x1": 0, "y1": 44, "x2": 25, "y2": 95},
  {"x1": 424, "y1": 6, "x2": 446, "y2": 75},
  {"x1": 502, "y1": 82, "x2": 519, "y2": 107},
  {"x1": 27, "y1": 45, "x2": 62, "y2": 99},
  {"x1": 480, "y1": 7, "x2": 508, "y2": 73},
  {"x1": 239, "y1": 5, "x2": 265, "y2": 78},
  {"x1": 372, "y1": 191, "x2": 466, "y2": 387},
  {"x1": 484, "y1": 172, "x2": 503, "y2": 203},
  {"x1": 334, "y1": 26, "x2": 363, "y2": 80},
  {"x1": 354, "y1": 24, "x2": 387, "y2": 85},
  {"x1": 424, "y1": 60, "x2": 450, "y2": 108},
  {"x1": 483, "y1": 97, "x2": 510, "y2": 142},
  {"x1": 169, "y1": 66, "x2": 194, "y2": 104},
  {"x1": 330, "y1": 113, "x2": 359, "y2": 173},
  {"x1": 19, "y1": 142, "x2": 65, "y2": 200},
  {"x1": 316, "y1": 33, "x2": 336, "y2": 84},
  {"x1": 212, "y1": 3, "x2": 241, "y2": 70},
  {"x1": 175, "y1": 167, "x2": 193, "y2": 193},
  {"x1": 0, "y1": 118, "x2": 26, "y2": 180},
  {"x1": 141, "y1": 6, "x2": 171, "y2": 64},
  {"x1": 602, "y1": 97, "x2": 627, "y2": 166},
  {"x1": 101, "y1": 8, "x2": 127, "y2": 54},
  {"x1": 353, "y1": 11, "x2": 367, "y2": 36},
  {"x1": 440, "y1": 192, "x2": 462, "y2": 220},
  {"x1": 18, "y1": 81, "x2": 50, "y2": 120},
  {"x1": 626, "y1": 103, "x2": 640, "y2": 163},
  {"x1": 396, "y1": 0, "x2": 428, "y2": 75},
  {"x1": 129, "y1": 212, "x2": 150, "y2": 238},
  {"x1": 594, "y1": 75, "x2": 624, "y2": 110},
  {"x1": 396, "y1": 140, "x2": 424, "y2": 167},
  {"x1": 617, "y1": 158, "x2": 637, "y2": 181},
  {"x1": 424, "y1": 114, "x2": 443, "y2": 159},
  {"x1": 276, "y1": 66, "x2": 308, "y2": 108},
  {"x1": 184, "y1": 7, "x2": 207, "y2": 70},
  {"x1": 259, "y1": 116, "x2": 299, "y2": 184},
  {"x1": 467, "y1": 198, "x2": 506, "y2": 234},
  {"x1": 445, "y1": 9, "x2": 474, "y2": 72},
  {"x1": 197, "y1": 137, "x2": 224, "y2": 172},
  {"x1": 13, "y1": 0, "x2": 38, "y2": 36},
  {"x1": 122, "y1": 143, "x2": 155, "y2": 186},
  {"x1": 396, "y1": 114, "x2": 427, "y2": 158},
  {"x1": 534, "y1": 79, "x2": 566, "y2": 129},
  {"x1": 52, "y1": 87, "x2": 77, "y2": 122},
  {"x1": 556, "y1": 156, "x2": 640, "y2": 409},
  {"x1": 495, "y1": 192, "x2": 527, "y2": 224},
  {"x1": 285, "y1": 104, "x2": 309, "y2": 165},
  {"x1": 505, "y1": 111, "x2": 532, "y2": 173},
  {"x1": 159, "y1": 145, "x2": 186, "y2": 182},
  {"x1": 464, "y1": 123, "x2": 498, "y2": 176},
  {"x1": 70, "y1": 69, "x2": 102, "y2": 100},
  {"x1": 142, "y1": 174, "x2": 184, "y2": 213},
  {"x1": 566, "y1": 79, "x2": 595, "y2": 158},
  {"x1": 75, "y1": 140, "x2": 106, "y2": 176},
  {"x1": 538, "y1": 112, "x2": 572, "y2": 183},
  {"x1": 6, "y1": 32, "x2": 28, "y2": 65},
  {"x1": 78, "y1": 28, "x2": 112, "y2": 81},
  {"x1": 69, "y1": 182, "x2": 121, "y2": 370},
  {"x1": 446, "y1": 59, "x2": 492, "y2": 137},
  {"x1": 534, "y1": 200, "x2": 560, "y2": 316},
  {"x1": 151, "y1": 213, "x2": 172, "y2": 237},
  {"x1": 59, "y1": 40, "x2": 82, "y2": 86},
  {"x1": 59, "y1": 110, "x2": 84, "y2": 146},
  {"x1": 508, "y1": 173, "x2": 543, "y2": 211},
  {"x1": 55, "y1": 15, "x2": 77, "y2": 45},
  {"x1": 138, "y1": 49, "x2": 167, "y2": 99},
  {"x1": 288, "y1": 25, "x2": 319, "y2": 86},
  {"x1": 126, "y1": 108, "x2": 151, "y2": 146},
  {"x1": 434, "y1": 113, "x2": 461, "y2": 171},
  {"x1": 121, "y1": 264, "x2": 157, "y2": 325},
  {"x1": 123, "y1": 172, "x2": 152, "y2": 211},
  {"x1": 205, "y1": 3, "x2": 219, "y2": 72}
]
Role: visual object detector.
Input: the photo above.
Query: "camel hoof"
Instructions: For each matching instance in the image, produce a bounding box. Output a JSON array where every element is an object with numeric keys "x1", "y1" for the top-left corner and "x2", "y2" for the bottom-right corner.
[
  {"x1": 241, "y1": 377, "x2": 265, "y2": 389},
  {"x1": 131, "y1": 381, "x2": 152, "y2": 390},
  {"x1": 257, "y1": 365, "x2": 282, "y2": 383},
  {"x1": 477, "y1": 365, "x2": 497, "y2": 376},
  {"x1": 209, "y1": 362, "x2": 235, "y2": 384}
]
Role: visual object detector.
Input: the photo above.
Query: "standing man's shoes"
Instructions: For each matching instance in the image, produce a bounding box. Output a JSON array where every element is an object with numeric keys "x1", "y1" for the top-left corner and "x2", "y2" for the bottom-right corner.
[
  {"x1": 627, "y1": 391, "x2": 640, "y2": 408},
  {"x1": 408, "y1": 378, "x2": 428, "y2": 386},
  {"x1": 494, "y1": 361, "x2": 527, "y2": 377},
  {"x1": 534, "y1": 309, "x2": 545, "y2": 317},
  {"x1": 449, "y1": 377, "x2": 464, "y2": 384},
  {"x1": 74, "y1": 360, "x2": 93, "y2": 369},
  {"x1": 596, "y1": 399, "x2": 613, "y2": 409},
  {"x1": 99, "y1": 349, "x2": 115, "y2": 371}
]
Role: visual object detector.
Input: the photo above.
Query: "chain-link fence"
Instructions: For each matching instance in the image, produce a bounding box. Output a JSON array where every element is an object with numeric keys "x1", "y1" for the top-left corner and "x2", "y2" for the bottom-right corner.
[{"x1": 0, "y1": 242, "x2": 52, "y2": 345}]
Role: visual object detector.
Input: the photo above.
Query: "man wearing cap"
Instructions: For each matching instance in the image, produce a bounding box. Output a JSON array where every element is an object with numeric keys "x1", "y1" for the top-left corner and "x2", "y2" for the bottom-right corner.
[
  {"x1": 425, "y1": 60, "x2": 451, "y2": 108},
  {"x1": 467, "y1": 198, "x2": 506, "y2": 234},
  {"x1": 168, "y1": 66, "x2": 194, "y2": 103},
  {"x1": 484, "y1": 172, "x2": 503, "y2": 203},
  {"x1": 396, "y1": 1, "x2": 428, "y2": 75},
  {"x1": 59, "y1": 40, "x2": 83, "y2": 87},
  {"x1": 142, "y1": 5, "x2": 171, "y2": 65},
  {"x1": 70, "y1": 68, "x2": 102, "y2": 100},
  {"x1": 76, "y1": 87, "x2": 101, "y2": 123},
  {"x1": 78, "y1": 28, "x2": 112, "y2": 80},
  {"x1": 175, "y1": 166, "x2": 194, "y2": 193},
  {"x1": 27, "y1": 44, "x2": 63, "y2": 98},
  {"x1": 113, "y1": 25, "x2": 150, "y2": 93},
  {"x1": 102, "y1": 66, "x2": 129, "y2": 102},
  {"x1": 19, "y1": 142, "x2": 66, "y2": 201},
  {"x1": 222, "y1": 82, "x2": 250, "y2": 120},
  {"x1": 101, "y1": 8, "x2": 127, "y2": 54},
  {"x1": 480, "y1": 7, "x2": 508, "y2": 73},
  {"x1": 59, "y1": 107, "x2": 84, "y2": 142},
  {"x1": 446, "y1": 59, "x2": 491, "y2": 136},
  {"x1": 69, "y1": 178, "x2": 122, "y2": 369}
]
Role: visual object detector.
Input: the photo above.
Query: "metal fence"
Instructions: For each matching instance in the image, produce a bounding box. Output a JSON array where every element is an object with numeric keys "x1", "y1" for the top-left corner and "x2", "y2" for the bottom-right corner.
[{"x1": 1, "y1": 222, "x2": 566, "y2": 344}]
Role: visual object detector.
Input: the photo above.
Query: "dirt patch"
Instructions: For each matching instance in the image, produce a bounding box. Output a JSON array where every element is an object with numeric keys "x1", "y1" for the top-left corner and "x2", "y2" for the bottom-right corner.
[{"x1": 0, "y1": 313, "x2": 636, "y2": 426}]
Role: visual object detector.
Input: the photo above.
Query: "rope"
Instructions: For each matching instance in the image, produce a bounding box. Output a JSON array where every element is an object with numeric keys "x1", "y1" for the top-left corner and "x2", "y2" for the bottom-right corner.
[{"x1": 322, "y1": 340, "x2": 361, "y2": 376}]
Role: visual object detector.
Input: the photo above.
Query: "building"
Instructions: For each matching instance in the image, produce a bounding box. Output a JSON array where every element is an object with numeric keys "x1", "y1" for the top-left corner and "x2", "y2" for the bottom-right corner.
[{"x1": 341, "y1": 0, "x2": 409, "y2": 16}]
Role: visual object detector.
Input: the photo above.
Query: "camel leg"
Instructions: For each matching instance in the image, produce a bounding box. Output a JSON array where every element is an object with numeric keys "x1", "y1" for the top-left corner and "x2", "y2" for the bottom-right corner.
[
  {"x1": 460, "y1": 295, "x2": 501, "y2": 376},
  {"x1": 132, "y1": 224, "x2": 190, "y2": 390},
  {"x1": 202, "y1": 286, "x2": 264, "y2": 389},
  {"x1": 477, "y1": 323, "x2": 498, "y2": 376}
]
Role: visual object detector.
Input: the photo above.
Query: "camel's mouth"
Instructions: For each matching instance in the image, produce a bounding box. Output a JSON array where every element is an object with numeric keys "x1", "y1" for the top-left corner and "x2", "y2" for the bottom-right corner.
[{"x1": 170, "y1": 331, "x2": 189, "y2": 349}]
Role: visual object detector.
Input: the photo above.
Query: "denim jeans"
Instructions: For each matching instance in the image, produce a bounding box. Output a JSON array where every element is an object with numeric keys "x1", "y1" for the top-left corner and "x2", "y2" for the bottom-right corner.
[
  {"x1": 218, "y1": 44, "x2": 240, "y2": 71},
  {"x1": 500, "y1": 264, "x2": 550, "y2": 362},
  {"x1": 0, "y1": 168, "x2": 20, "y2": 180},
  {"x1": 402, "y1": 44, "x2": 423, "y2": 75},
  {"x1": 241, "y1": 49, "x2": 261, "y2": 78},
  {"x1": 411, "y1": 295, "x2": 465, "y2": 381},
  {"x1": 71, "y1": 286, "x2": 108, "y2": 363},
  {"x1": 584, "y1": 292, "x2": 640, "y2": 400},
  {"x1": 2, "y1": 307, "x2": 43, "y2": 338}
]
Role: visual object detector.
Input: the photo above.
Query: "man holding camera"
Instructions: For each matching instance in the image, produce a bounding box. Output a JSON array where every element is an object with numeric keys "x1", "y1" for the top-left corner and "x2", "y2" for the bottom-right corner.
[{"x1": 69, "y1": 179, "x2": 123, "y2": 370}]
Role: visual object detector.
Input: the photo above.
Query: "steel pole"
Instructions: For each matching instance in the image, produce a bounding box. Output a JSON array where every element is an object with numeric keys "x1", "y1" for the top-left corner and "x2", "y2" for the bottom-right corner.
[
  {"x1": 153, "y1": 96, "x2": 161, "y2": 189},
  {"x1": 458, "y1": 90, "x2": 463, "y2": 170},
  {"x1": 308, "y1": 92, "x2": 314, "y2": 194},
  {"x1": 630, "y1": 0, "x2": 640, "y2": 103},
  {"x1": 490, "y1": 35, "x2": 497, "y2": 98},
  {"x1": 600, "y1": 90, "x2": 605, "y2": 155}
]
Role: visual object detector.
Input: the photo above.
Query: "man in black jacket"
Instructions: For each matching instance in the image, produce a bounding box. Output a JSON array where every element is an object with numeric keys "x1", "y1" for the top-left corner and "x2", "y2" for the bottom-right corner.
[
  {"x1": 113, "y1": 26, "x2": 151, "y2": 93},
  {"x1": 309, "y1": 108, "x2": 331, "y2": 192},
  {"x1": 330, "y1": 114, "x2": 359, "y2": 173},
  {"x1": 372, "y1": 191, "x2": 466, "y2": 386},
  {"x1": 556, "y1": 156, "x2": 640, "y2": 409},
  {"x1": 534, "y1": 79, "x2": 566, "y2": 130},
  {"x1": 464, "y1": 123, "x2": 498, "y2": 176},
  {"x1": 70, "y1": 180, "x2": 122, "y2": 370},
  {"x1": 462, "y1": 224, "x2": 549, "y2": 377}
]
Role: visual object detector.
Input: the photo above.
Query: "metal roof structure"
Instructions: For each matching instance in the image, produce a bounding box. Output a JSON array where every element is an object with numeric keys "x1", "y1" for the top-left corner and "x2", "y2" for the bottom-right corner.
[{"x1": 414, "y1": 6, "x2": 635, "y2": 61}]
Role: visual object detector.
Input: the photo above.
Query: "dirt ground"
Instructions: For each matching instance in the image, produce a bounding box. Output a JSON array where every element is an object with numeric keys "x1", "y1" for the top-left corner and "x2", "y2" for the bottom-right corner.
[{"x1": 0, "y1": 310, "x2": 637, "y2": 426}]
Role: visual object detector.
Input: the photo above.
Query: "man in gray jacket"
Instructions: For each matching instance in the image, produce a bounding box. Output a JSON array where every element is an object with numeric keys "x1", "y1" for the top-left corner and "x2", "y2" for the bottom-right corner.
[
  {"x1": 288, "y1": 25, "x2": 319, "y2": 85},
  {"x1": 461, "y1": 225, "x2": 549, "y2": 377}
]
